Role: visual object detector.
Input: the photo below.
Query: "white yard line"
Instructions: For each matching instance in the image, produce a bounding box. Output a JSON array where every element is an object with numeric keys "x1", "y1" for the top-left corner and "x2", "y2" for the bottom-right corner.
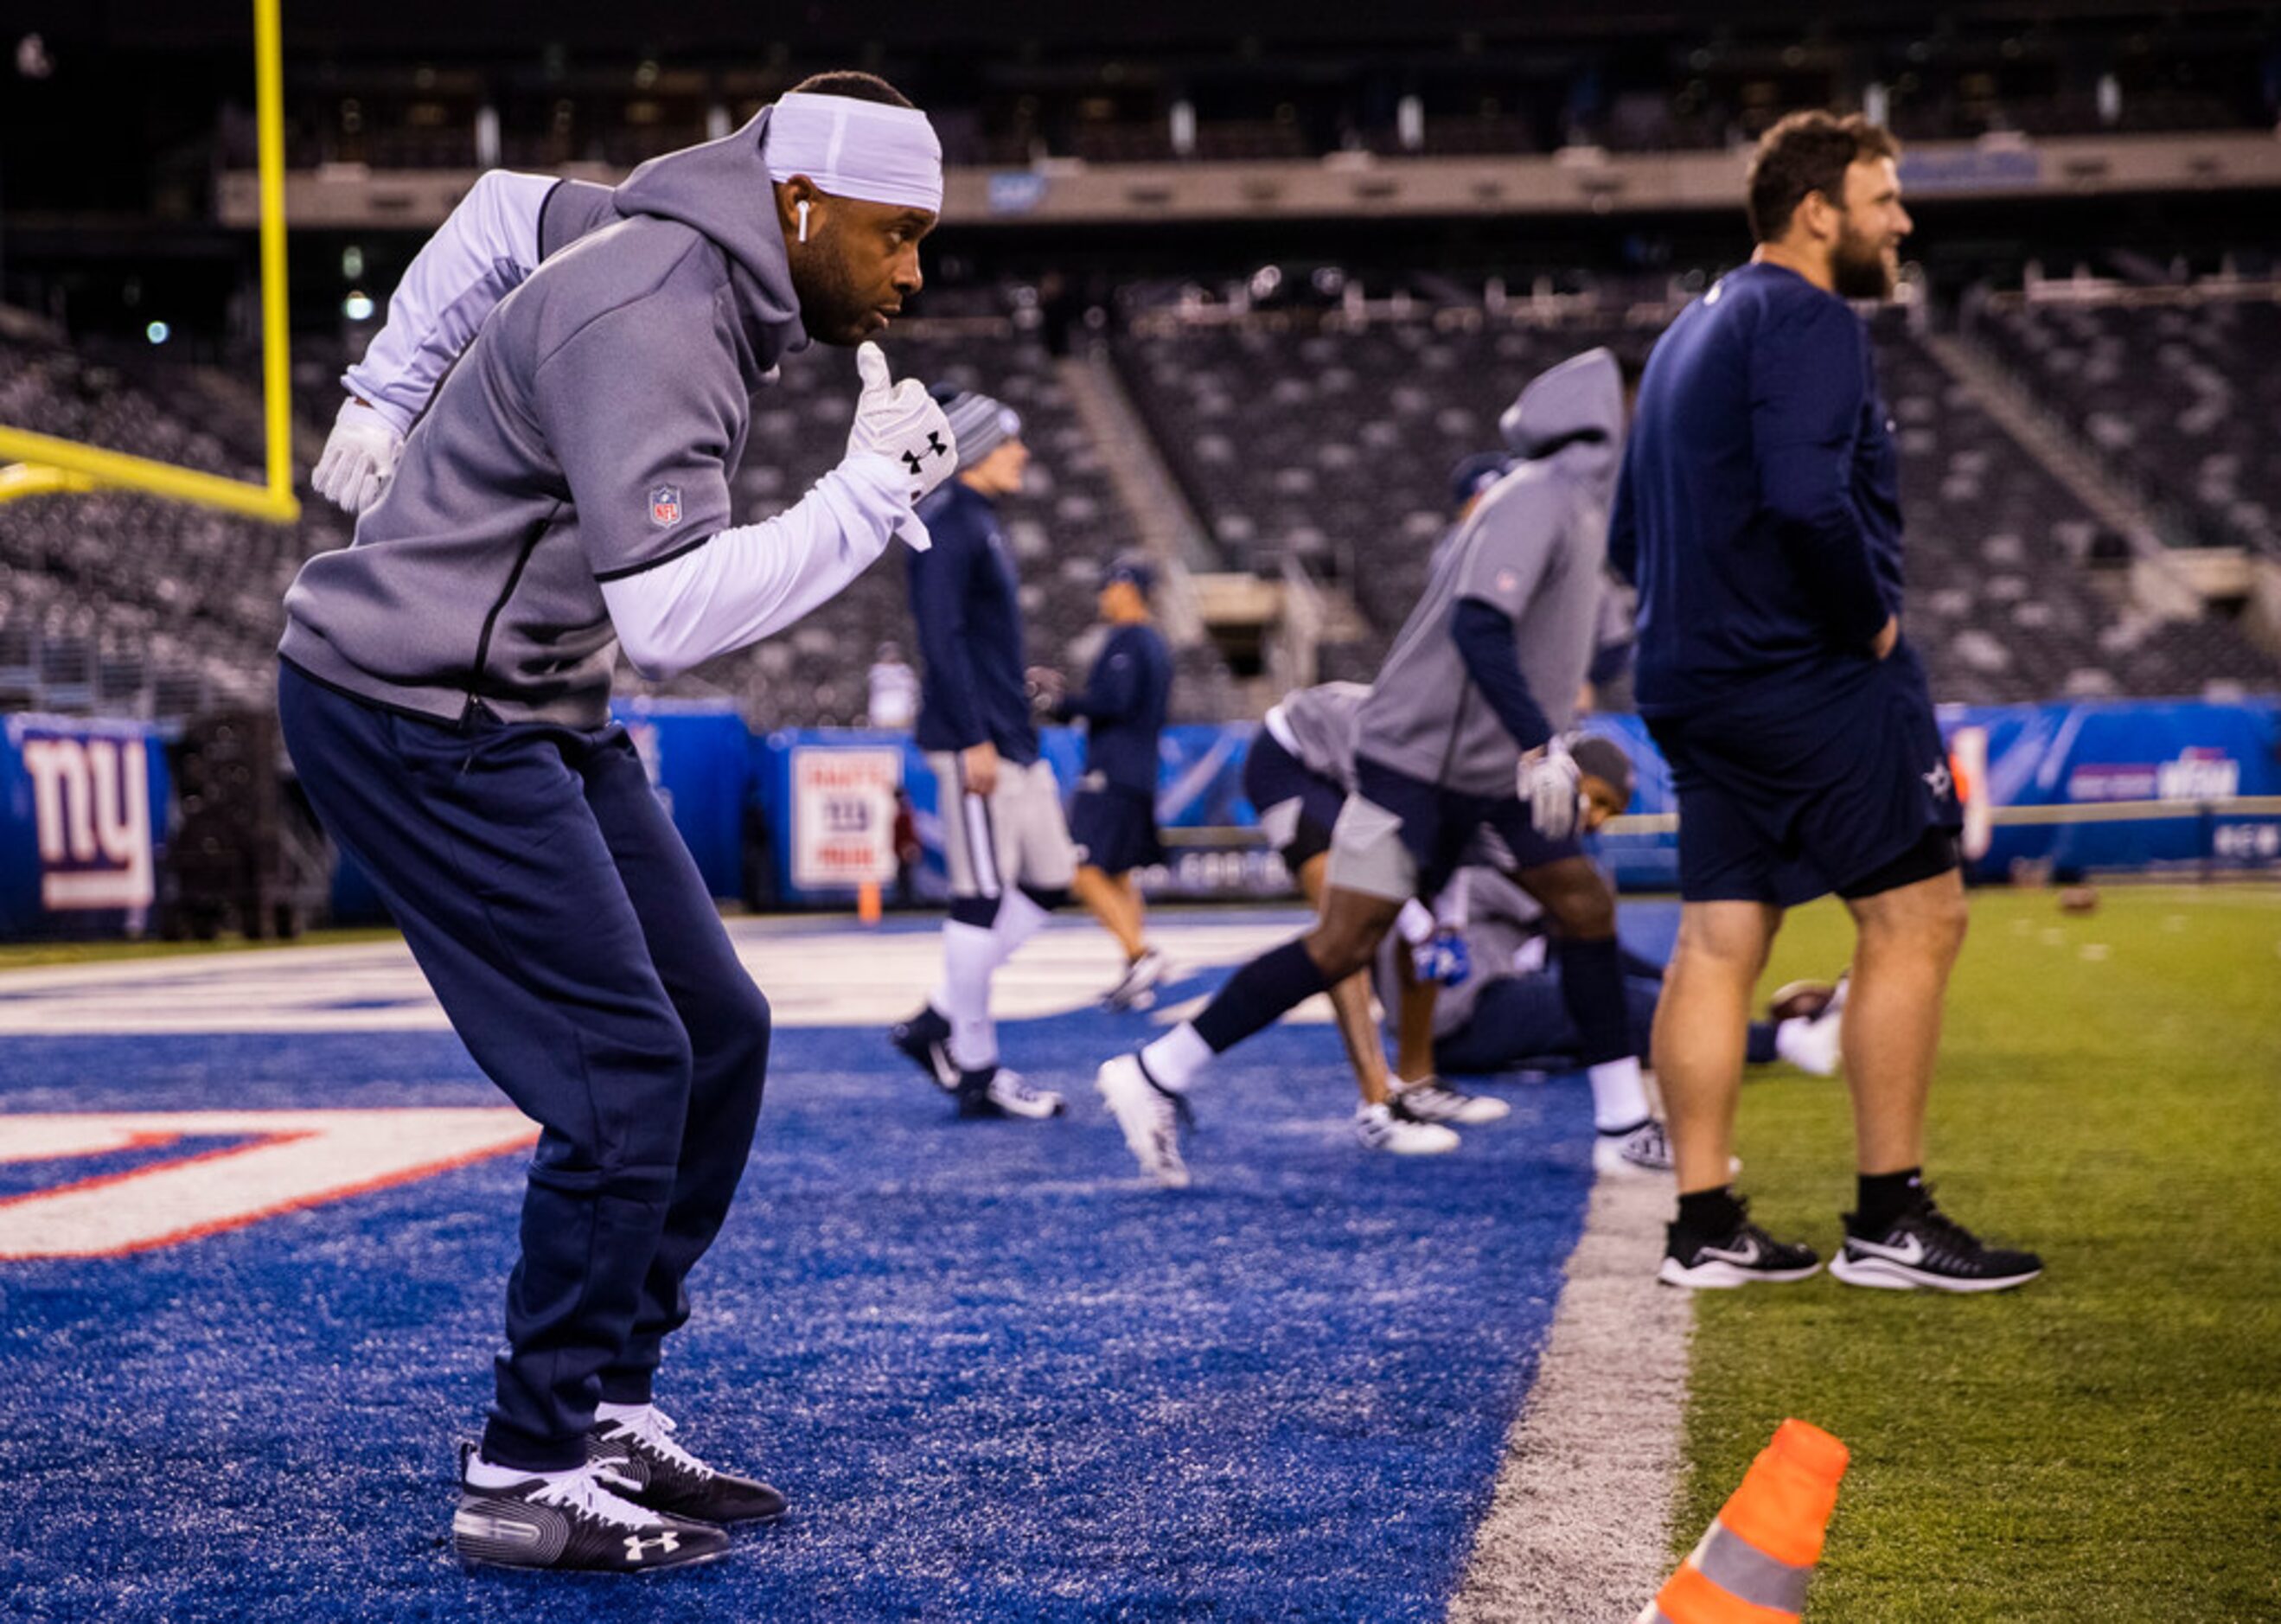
[
  {"x1": 0, "y1": 918, "x2": 1319, "y2": 1035},
  {"x1": 1447, "y1": 1170, "x2": 1692, "y2": 1624}
]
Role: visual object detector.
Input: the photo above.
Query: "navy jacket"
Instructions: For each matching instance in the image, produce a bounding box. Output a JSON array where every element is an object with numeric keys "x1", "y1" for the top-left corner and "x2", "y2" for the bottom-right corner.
[
  {"x1": 1611, "y1": 263, "x2": 1901, "y2": 718},
  {"x1": 907, "y1": 481, "x2": 1038, "y2": 764},
  {"x1": 1062, "y1": 622, "x2": 1172, "y2": 794}
]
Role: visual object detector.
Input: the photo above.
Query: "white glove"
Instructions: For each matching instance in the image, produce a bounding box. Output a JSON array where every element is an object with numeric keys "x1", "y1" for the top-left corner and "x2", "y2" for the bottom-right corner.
[
  {"x1": 846, "y1": 341, "x2": 958, "y2": 551},
  {"x1": 1517, "y1": 735, "x2": 1585, "y2": 841},
  {"x1": 311, "y1": 398, "x2": 403, "y2": 515}
]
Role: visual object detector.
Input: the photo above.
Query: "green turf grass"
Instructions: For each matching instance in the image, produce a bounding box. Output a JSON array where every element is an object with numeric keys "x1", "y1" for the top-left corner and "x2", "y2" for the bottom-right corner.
[{"x1": 1673, "y1": 884, "x2": 2281, "y2": 1621}]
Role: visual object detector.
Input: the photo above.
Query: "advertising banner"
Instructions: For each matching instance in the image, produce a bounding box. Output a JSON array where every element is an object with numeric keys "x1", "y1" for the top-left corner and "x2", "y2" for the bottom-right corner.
[{"x1": 0, "y1": 716, "x2": 169, "y2": 937}]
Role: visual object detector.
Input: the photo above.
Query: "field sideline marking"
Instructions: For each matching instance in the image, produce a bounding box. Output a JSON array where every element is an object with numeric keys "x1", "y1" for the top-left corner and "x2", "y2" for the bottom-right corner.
[
  {"x1": 1448, "y1": 1169, "x2": 1690, "y2": 1621},
  {"x1": 0, "y1": 919, "x2": 1322, "y2": 1035}
]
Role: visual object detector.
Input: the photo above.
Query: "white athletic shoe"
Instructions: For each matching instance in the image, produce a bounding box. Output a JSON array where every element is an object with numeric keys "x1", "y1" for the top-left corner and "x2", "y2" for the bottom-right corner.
[
  {"x1": 1095, "y1": 1053, "x2": 1192, "y2": 1189},
  {"x1": 981, "y1": 1068, "x2": 1067, "y2": 1120},
  {"x1": 1100, "y1": 948, "x2": 1169, "y2": 1012},
  {"x1": 1353, "y1": 1102, "x2": 1460, "y2": 1155},
  {"x1": 1593, "y1": 1117, "x2": 1674, "y2": 1175},
  {"x1": 1388, "y1": 1076, "x2": 1511, "y2": 1126}
]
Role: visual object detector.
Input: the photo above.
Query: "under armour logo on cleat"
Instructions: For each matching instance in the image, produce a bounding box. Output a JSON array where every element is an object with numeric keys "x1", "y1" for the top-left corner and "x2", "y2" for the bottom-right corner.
[{"x1": 623, "y1": 1531, "x2": 681, "y2": 1562}]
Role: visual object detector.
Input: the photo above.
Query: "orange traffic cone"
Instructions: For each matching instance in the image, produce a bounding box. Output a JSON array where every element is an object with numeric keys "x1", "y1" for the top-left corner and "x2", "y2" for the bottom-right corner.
[
  {"x1": 1638, "y1": 1419, "x2": 1850, "y2": 1622},
  {"x1": 857, "y1": 879, "x2": 884, "y2": 926}
]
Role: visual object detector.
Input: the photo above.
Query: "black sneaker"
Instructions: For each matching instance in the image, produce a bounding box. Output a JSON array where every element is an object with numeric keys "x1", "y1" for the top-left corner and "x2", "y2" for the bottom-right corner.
[
  {"x1": 1658, "y1": 1203, "x2": 1823, "y2": 1288},
  {"x1": 890, "y1": 1007, "x2": 959, "y2": 1093},
  {"x1": 588, "y1": 1405, "x2": 788, "y2": 1525},
  {"x1": 452, "y1": 1447, "x2": 730, "y2": 1573},
  {"x1": 1831, "y1": 1195, "x2": 2043, "y2": 1293}
]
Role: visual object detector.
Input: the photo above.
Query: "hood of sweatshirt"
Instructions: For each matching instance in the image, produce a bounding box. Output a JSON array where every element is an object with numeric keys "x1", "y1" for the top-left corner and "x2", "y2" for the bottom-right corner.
[
  {"x1": 612, "y1": 105, "x2": 807, "y2": 362},
  {"x1": 1496, "y1": 346, "x2": 1625, "y2": 502}
]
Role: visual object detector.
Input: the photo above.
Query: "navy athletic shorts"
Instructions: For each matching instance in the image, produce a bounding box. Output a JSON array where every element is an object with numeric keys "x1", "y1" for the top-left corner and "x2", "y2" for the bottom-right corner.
[
  {"x1": 1646, "y1": 645, "x2": 1962, "y2": 909},
  {"x1": 1352, "y1": 756, "x2": 1583, "y2": 902},
  {"x1": 1242, "y1": 731, "x2": 1347, "y2": 868},
  {"x1": 1070, "y1": 779, "x2": 1164, "y2": 875}
]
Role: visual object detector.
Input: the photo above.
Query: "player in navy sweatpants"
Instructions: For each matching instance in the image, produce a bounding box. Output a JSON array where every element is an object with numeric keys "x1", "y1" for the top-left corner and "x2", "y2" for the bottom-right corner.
[{"x1": 280, "y1": 668, "x2": 769, "y2": 1467}]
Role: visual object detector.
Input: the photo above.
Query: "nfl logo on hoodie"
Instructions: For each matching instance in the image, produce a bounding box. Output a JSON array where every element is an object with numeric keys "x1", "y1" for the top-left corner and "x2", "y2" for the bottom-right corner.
[{"x1": 649, "y1": 485, "x2": 681, "y2": 527}]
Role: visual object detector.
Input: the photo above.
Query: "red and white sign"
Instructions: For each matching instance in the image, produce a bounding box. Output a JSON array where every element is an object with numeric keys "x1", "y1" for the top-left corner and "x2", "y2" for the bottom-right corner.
[{"x1": 789, "y1": 746, "x2": 902, "y2": 889}]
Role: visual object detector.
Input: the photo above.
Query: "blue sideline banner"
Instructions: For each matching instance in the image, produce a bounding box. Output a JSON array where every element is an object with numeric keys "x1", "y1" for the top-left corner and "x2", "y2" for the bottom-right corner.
[
  {"x1": 0, "y1": 716, "x2": 170, "y2": 938},
  {"x1": 12, "y1": 694, "x2": 2271, "y2": 937},
  {"x1": 751, "y1": 697, "x2": 2280, "y2": 909},
  {"x1": 1944, "y1": 698, "x2": 2281, "y2": 879}
]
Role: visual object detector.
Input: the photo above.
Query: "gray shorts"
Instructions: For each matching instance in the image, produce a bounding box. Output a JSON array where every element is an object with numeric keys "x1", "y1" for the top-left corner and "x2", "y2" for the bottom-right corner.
[
  {"x1": 928, "y1": 752, "x2": 1079, "y2": 898},
  {"x1": 1323, "y1": 791, "x2": 1416, "y2": 904}
]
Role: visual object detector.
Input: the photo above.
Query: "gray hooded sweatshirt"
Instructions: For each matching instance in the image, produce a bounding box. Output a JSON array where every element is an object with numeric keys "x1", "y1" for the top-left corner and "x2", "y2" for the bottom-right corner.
[
  {"x1": 1353, "y1": 348, "x2": 1624, "y2": 797},
  {"x1": 281, "y1": 109, "x2": 807, "y2": 727}
]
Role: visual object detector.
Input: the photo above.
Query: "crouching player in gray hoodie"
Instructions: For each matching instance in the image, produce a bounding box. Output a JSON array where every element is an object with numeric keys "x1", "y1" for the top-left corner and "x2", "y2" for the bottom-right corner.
[
  {"x1": 280, "y1": 74, "x2": 954, "y2": 1573},
  {"x1": 1096, "y1": 350, "x2": 1658, "y2": 1189}
]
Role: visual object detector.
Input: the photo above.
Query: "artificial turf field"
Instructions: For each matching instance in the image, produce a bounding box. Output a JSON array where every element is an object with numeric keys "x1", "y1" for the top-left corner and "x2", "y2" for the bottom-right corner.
[
  {"x1": 0, "y1": 884, "x2": 2275, "y2": 1620},
  {"x1": 1688, "y1": 883, "x2": 2281, "y2": 1622}
]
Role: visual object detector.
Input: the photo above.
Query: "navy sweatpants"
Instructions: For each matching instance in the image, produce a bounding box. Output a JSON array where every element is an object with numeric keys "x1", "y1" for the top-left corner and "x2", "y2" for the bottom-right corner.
[
  {"x1": 278, "y1": 665, "x2": 770, "y2": 1471},
  {"x1": 1434, "y1": 970, "x2": 1664, "y2": 1077}
]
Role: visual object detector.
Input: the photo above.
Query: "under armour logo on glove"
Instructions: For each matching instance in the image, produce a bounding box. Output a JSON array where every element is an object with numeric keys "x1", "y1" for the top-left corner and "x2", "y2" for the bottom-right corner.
[
  {"x1": 847, "y1": 342, "x2": 960, "y2": 510},
  {"x1": 899, "y1": 432, "x2": 949, "y2": 477}
]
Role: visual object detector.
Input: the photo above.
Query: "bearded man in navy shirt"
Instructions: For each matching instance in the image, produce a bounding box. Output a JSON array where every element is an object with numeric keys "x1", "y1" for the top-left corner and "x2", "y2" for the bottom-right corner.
[{"x1": 1613, "y1": 111, "x2": 2040, "y2": 1294}]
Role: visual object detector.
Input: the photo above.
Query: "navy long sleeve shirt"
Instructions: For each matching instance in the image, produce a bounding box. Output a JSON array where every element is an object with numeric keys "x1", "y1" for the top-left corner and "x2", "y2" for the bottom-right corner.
[
  {"x1": 1611, "y1": 263, "x2": 1902, "y2": 718},
  {"x1": 1060, "y1": 621, "x2": 1172, "y2": 794},
  {"x1": 907, "y1": 481, "x2": 1038, "y2": 764}
]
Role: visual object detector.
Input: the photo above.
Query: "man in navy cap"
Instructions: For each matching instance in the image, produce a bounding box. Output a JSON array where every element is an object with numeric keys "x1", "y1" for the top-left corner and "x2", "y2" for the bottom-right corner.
[
  {"x1": 1056, "y1": 555, "x2": 1176, "y2": 1009},
  {"x1": 890, "y1": 386, "x2": 1077, "y2": 1122}
]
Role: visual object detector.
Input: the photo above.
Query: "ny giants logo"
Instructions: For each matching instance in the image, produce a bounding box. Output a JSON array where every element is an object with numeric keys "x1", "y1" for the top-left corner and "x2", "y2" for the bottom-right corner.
[{"x1": 12, "y1": 726, "x2": 155, "y2": 911}]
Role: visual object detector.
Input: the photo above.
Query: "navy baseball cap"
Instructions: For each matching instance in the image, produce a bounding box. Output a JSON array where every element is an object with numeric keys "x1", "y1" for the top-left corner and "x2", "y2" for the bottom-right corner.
[
  {"x1": 1102, "y1": 555, "x2": 1155, "y2": 594},
  {"x1": 1449, "y1": 451, "x2": 1511, "y2": 509}
]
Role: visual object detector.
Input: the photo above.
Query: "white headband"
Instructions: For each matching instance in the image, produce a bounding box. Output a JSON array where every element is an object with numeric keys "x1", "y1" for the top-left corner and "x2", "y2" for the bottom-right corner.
[{"x1": 764, "y1": 91, "x2": 943, "y2": 214}]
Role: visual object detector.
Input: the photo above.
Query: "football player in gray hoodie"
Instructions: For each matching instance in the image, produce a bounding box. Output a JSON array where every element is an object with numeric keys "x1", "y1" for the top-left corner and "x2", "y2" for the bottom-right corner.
[
  {"x1": 1096, "y1": 349, "x2": 1658, "y2": 1191},
  {"x1": 280, "y1": 74, "x2": 957, "y2": 1573}
]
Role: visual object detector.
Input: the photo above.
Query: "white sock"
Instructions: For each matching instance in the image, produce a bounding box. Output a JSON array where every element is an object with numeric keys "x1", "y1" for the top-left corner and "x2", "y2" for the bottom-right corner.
[
  {"x1": 1588, "y1": 1055, "x2": 1652, "y2": 1132},
  {"x1": 1138, "y1": 1021, "x2": 1214, "y2": 1093},
  {"x1": 990, "y1": 887, "x2": 1051, "y2": 961},
  {"x1": 466, "y1": 1454, "x2": 582, "y2": 1488},
  {"x1": 594, "y1": 1401, "x2": 649, "y2": 1425},
  {"x1": 939, "y1": 918, "x2": 1000, "y2": 1071}
]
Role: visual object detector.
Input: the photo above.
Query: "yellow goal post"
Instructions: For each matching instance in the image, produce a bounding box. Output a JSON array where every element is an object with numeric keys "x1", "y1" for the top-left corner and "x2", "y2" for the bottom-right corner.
[{"x1": 0, "y1": 0, "x2": 298, "y2": 524}]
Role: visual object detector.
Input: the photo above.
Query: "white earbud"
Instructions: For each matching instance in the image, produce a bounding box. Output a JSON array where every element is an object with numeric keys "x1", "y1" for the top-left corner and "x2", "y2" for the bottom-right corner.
[{"x1": 795, "y1": 199, "x2": 810, "y2": 244}]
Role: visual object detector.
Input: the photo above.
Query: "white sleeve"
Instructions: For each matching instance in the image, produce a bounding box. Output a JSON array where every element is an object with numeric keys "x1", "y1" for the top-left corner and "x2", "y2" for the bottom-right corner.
[
  {"x1": 342, "y1": 170, "x2": 557, "y2": 435},
  {"x1": 600, "y1": 454, "x2": 913, "y2": 681}
]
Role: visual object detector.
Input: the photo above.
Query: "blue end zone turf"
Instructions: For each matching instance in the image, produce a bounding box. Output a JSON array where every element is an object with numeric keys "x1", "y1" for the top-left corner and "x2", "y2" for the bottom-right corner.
[{"x1": 0, "y1": 911, "x2": 1650, "y2": 1621}]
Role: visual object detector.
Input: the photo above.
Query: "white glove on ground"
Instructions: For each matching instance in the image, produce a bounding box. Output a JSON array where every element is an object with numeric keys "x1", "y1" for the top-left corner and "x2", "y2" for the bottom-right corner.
[
  {"x1": 846, "y1": 342, "x2": 958, "y2": 550},
  {"x1": 312, "y1": 398, "x2": 403, "y2": 515},
  {"x1": 1517, "y1": 735, "x2": 1585, "y2": 841}
]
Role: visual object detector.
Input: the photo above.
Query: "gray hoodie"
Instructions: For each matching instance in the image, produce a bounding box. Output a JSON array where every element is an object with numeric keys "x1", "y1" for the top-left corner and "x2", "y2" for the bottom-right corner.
[
  {"x1": 1353, "y1": 348, "x2": 1624, "y2": 797},
  {"x1": 281, "y1": 108, "x2": 808, "y2": 726}
]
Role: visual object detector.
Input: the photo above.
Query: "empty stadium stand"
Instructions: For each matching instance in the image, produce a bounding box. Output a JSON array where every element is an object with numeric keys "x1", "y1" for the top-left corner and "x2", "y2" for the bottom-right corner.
[
  {"x1": 1970, "y1": 288, "x2": 2281, "y2": 559},
  {"x1": 1113, "y1": 301, "x2": 2280, "y2": 704}
]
